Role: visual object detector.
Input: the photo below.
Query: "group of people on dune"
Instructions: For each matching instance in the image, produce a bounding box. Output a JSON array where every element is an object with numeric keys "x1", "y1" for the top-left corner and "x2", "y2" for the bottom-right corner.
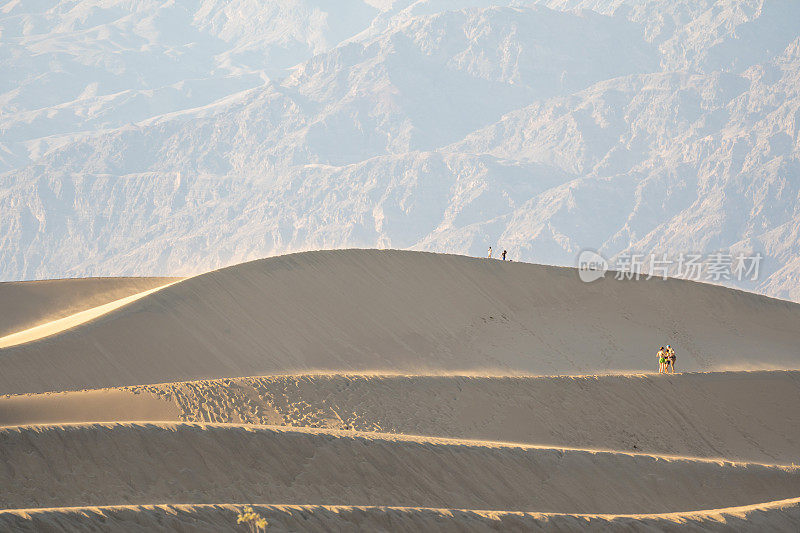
[
  {"x1": 658, "y1": 345, "x2": 677, "y2": 373},
  {"x1": 487, "y1": 246, "x2": 508, "y2": 260}
]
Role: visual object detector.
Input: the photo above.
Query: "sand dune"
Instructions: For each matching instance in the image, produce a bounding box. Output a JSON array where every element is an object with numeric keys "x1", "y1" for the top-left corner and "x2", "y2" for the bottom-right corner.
[
  {"x1": 2, "y1": 371, "x2": 799, "y2": 465},
  {"x1": 2, "y1": 250, "x2": 799, "y2": 530},
  {"x1": 0, "y1": 277, "x2": 180, "y2": 338},
  {"x1": 1, "y1": 250, "x2": 799, "y2": 395},
  {"x1": 3, "y1": 500, "x2": 800, "y2": 533},
  {"x1": 0, "y1": 281, "x2": 180, "y2": 348},
  {"x1": 0, "y1": 388, "x2": 179, "y2": 426},
  {"x1": 2, "y1": 422, "x2": 799, "y2": 514}
]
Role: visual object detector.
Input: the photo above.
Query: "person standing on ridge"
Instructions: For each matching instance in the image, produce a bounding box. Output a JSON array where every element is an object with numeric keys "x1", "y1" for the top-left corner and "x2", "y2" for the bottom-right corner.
[
  {"x1": 657, "y1": 346, "x2": 666, "y2": 373},
  {"x1": 666, "y1": 345, "x2": 676, "y2": 373},
  {"x1": 488, "y1": 246, "x2": 493, "y2": 258},
  {"x1": 502, "y1": 250, "x2": 507, "y2": 261}
]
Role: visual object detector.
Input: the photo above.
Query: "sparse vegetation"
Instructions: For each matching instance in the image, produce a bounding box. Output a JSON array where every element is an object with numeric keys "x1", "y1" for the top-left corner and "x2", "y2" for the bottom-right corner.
[{"x1": 237, "y1": 506, "x2": 268, "y2": 532}]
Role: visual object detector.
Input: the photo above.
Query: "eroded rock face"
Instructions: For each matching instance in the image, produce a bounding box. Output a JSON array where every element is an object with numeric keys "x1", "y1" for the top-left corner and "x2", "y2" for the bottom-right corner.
[{"x1": 2, "y1": 1, "x2": 799, "y2": 300}]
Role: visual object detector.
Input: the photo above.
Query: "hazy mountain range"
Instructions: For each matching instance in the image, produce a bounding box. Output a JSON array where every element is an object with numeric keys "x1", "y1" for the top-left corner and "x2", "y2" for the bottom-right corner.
[{"x1": 2, "y1": 0, "x2": 799, "y2": 300}]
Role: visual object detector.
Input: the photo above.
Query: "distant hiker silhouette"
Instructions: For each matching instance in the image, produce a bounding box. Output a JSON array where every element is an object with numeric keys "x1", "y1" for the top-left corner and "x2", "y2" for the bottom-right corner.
[
  {"x1": 502, "y1": 250, "x2": 507, "y2": 261},
  {"x1": 488, "y1": 246, "x2": 493, "y2": 258}
]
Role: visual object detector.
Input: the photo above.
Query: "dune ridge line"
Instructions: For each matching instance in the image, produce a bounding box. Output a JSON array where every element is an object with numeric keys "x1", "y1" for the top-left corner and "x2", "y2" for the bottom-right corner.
[
  {"x1": 0, "y1": 280, "x2": 183, "y2": 349},
  {"x1": 3, "y1": 369, "x2": 799, "y2": 465},
  {"x1": 4, "y1": 496, "x2": 800, "y2": 519},
  {"x1": 1, "y1": 421, "x2": 799, "y2": 515},
  {"x1": 0, "y1": 420, "x2": 797, "y2": 468},
  {"x1": 3, "y1": 250, "x2": 800, "y2": 396}
]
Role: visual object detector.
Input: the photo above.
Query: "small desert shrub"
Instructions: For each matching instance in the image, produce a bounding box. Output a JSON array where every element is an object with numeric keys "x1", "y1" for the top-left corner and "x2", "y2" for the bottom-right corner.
[{"x1": 237, "y1": 506, "x2": 268, "y2": 532}]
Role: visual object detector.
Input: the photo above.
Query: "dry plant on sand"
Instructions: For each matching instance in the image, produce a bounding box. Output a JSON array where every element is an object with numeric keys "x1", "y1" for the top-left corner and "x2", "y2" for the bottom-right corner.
[{"x1": 237, "y1": 506, "x2": 268, "y2": 532}]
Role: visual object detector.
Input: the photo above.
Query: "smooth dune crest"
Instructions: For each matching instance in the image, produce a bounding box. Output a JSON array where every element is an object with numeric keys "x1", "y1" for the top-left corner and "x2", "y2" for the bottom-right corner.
[
  {"x1": 3, "y1": 500, "x2": 800, "y2": 533},
  {"x1": 2, "y1": 250, "x2": 800, "y2": 395},
  {"x1": 2, "y1": 371, "x2": 800, "y2": 465},
  {"x1": 0, "y1": 281, "x2": 181, "y2": 349},
  {"x1": 0, "y1": 276, "x2": 182, "y2": 338},
  {"x1": 1, "y1": 422, "x2": 799, "y2": 514}
]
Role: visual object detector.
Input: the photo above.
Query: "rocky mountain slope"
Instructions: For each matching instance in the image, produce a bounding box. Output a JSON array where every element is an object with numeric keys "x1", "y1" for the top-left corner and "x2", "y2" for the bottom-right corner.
[{"x1": 1, "y1": 0, "x2": 798, "y2": 299}]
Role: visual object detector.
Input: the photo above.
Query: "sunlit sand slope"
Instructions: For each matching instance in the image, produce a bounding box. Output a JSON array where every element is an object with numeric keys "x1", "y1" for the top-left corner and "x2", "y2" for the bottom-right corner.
[
  {"x1": 0, "y1": 281, "x2": 180, "y2": 348},
  {"x1": 2, "y1": 371, "x2": 799, "y2": 465},
  {"x1": 0, "y1": 388, "x2": 180, "y2": 426},
  {"x1": 0, "y1": 277, "x2": 181, "y2": 337},
  {"x1": 3, "y1": 501, "x2": 800, "y2": 533},
  {"x1": 2, "y1": 250, "x2": 800, "y2": 395},
  {"x1": 1, "y1": 423, "x2": 798, "y2": 514}
]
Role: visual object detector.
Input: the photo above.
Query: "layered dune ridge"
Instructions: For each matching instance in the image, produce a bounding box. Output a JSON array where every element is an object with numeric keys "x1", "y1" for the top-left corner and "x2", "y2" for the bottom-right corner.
[
  {"x1": 1, "y1": 250, "x2": 799, "y2": 531},
  {"x1": 0, "y1": 276, "x2": 181, "y2": 338}
]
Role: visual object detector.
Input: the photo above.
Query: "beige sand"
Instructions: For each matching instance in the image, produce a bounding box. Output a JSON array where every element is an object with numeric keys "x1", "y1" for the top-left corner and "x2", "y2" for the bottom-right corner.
[
  {"x1": 1, "y1": 250, "x2": 800, "y2": 395},
  {"x1": 2, "y1": 371, "x2": 799, "y2": 465},
  {"x1": 0, "y1": 388, "x2": 179, "y2": 426},
  {"x1": 1, "y1": 422, "x2": 799, "y2": 513},
  {"x1": 0, "y1": 276, "x2": 180, "y2": 337},
  {"x1": 3, "y1": 500, "x2": 800, "y2": 533},
  {"x1": 1, "y1": 250, "x2": 799, "y2": 530},
  {"x1": 0, "y1": 281, "x2": 180, "y2": 348}
]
